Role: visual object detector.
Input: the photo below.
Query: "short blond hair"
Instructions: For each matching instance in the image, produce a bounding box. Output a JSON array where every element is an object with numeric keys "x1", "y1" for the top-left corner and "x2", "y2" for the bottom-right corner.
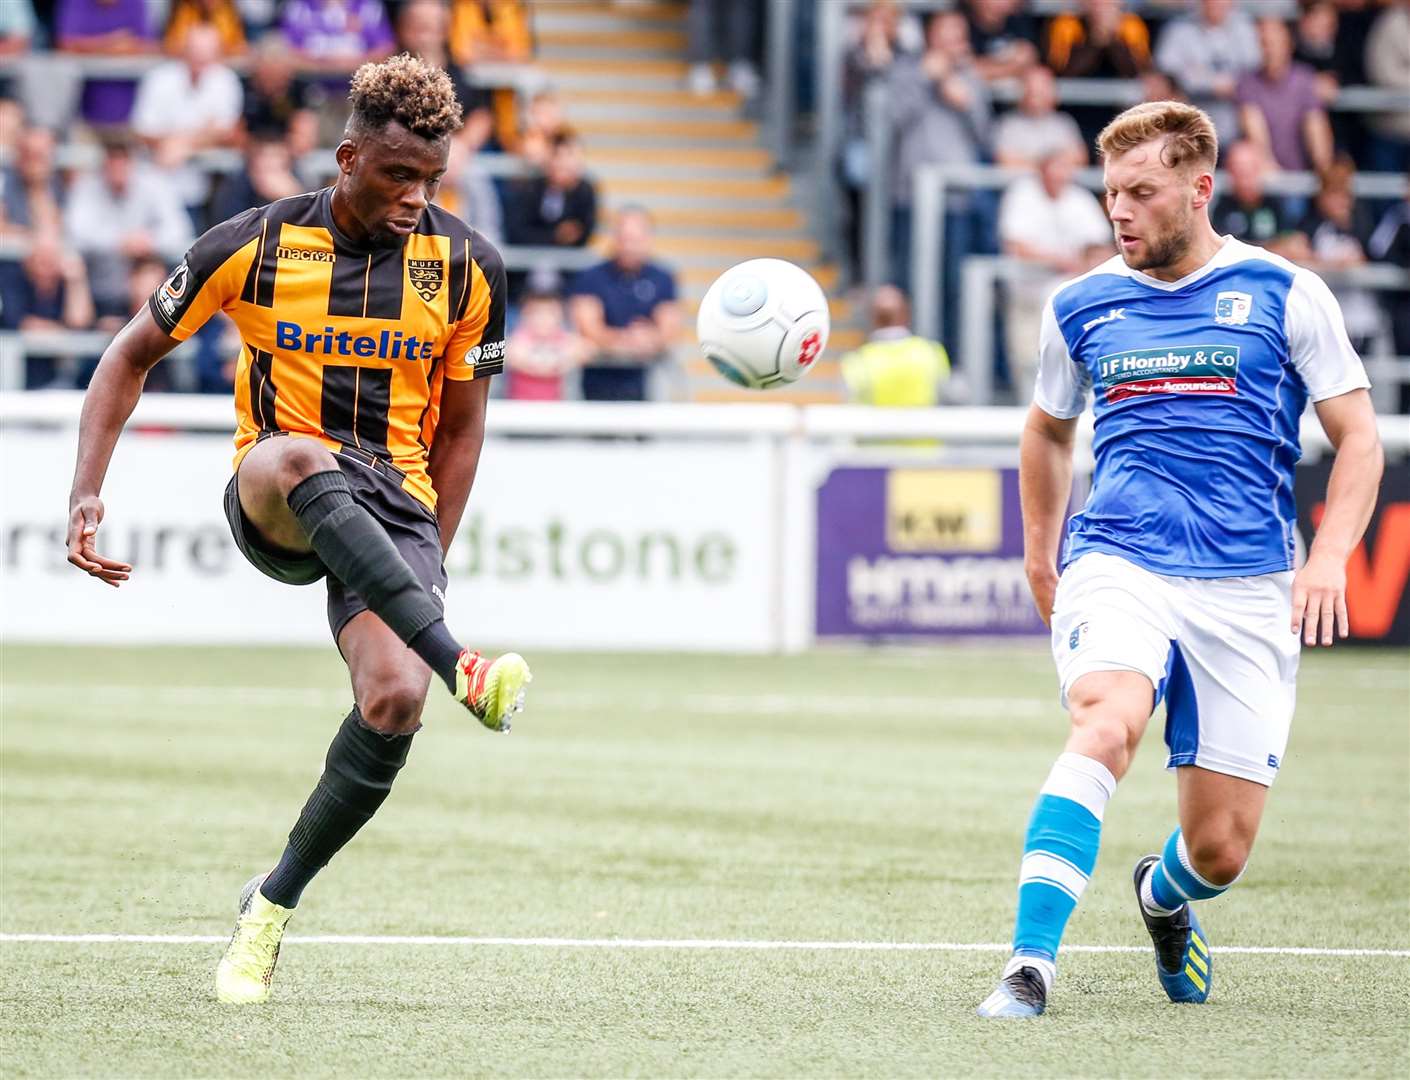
[{"x1": 1097, "y1": 101, "x2": 1218, "y2": 173}]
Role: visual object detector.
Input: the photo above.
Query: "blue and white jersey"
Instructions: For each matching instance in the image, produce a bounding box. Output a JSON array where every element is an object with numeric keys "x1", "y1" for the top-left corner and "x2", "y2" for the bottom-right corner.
[{"x1": 1036, "y1": 238, "x2": 1368, "y2": 578}]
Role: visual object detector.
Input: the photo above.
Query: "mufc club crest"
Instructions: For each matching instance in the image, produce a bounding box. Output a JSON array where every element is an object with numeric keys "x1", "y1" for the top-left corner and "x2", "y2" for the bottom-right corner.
[
  {"x1": 1214, "y1": 290, "x2": 1253, "y2": 326},
  {"x1": 408, "y1": 258, "x2": 444, "y2": 303}
]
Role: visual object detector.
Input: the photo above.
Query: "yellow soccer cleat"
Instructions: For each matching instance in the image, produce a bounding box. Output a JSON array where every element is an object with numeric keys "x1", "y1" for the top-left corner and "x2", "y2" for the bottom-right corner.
[
  {"x1": 455, "y1": 650, "x2": 531, "y2": 733},
  {"x1": 215, "y1": 875, "x2": 293, "y2": 1005}
]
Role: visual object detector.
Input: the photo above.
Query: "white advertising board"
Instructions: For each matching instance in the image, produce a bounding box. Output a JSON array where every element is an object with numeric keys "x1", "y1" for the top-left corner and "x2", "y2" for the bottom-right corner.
[{"x1": 0, "y1": 432, "x2": 781, "y2": 650}]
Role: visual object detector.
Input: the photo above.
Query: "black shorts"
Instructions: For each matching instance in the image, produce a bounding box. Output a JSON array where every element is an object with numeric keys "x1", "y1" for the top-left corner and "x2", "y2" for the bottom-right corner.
[{"x1": 223, "y1": 448, "x2": 448, "y2": 643}]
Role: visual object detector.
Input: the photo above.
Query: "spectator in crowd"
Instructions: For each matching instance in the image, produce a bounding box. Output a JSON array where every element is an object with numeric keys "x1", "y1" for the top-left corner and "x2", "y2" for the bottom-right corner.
[
  {"x1": 686, "y1": 0, "x2": 760, "y2": 98},
  {"x1": 958, "y1": 0, "x2": 1039, "y2": 83},
  {"x1": 1237, "y1": 17, "x2": 1333, "y2": 175},
  {"x1": 240, "y1": 32, "x2": 322, "y2": 184},
  {"x1": 64, "y1": 137, "x2": 194, "y2": 317},
  {"x1": 397, "y1": 0, "x2": 494, "y2": 149},
  {"x1": 568, "y1": 207, "x2": 681, "y2": 402},
  {"x1": 95, "y1": 254, "x2": 169, "y2": 333},
  {"x1": 1363, "y1": 0, "x2": 1410, "y2": 174},
  {"x1": 56, "y1": 0, "x2": 156, "y2": 128},
  {"x1": 505, "y1": 291, "x2": 592, "y2": 401},
  {"x1": 0, "y1": 98, "x2": 22, "y2": 155},
  {"x1": 437, "y1": 137, "x2": 503, "y2": 244},
  {"x1": 0, "y1": 230, "x2": 96, "y2": 388},
  {"x1": 1330, "y1": 0, "x2": 1377, "y2": 86},
  {"x1": 998, "y1": 151, "x2": 1111, "y2": 400},
  {"x1": 450, "y1": 0, "x2": 532, "y2": 66},
  {"x1": 506, "y1": 129, "x2": 597, "y2": 249},
  {"x1": 1292, "y1": 0, "x2": 1341, "y2": 104},
  {"x1": 0, "y1": 126, "x2": 62, "y2": 238},
  {"x1": 1210, "y1": 139, "x2": 1302, "y2": 255},
  {"x1": 1155, "y1": 0, "x2": 1260, "y2": 146},
  {"x1": 993, "y1": 65, "x2": 1086, "y2": 170},
  {"x1": 281, "y1": 0, "x2": 394, "y2": 73},
  {"x1": 164, "y1": 0, "x2": 246, "y2": 57},
  {"x1": 0, "y1": 0, "x2": 36, "y2": 59},
  {"x1": 1298, "y1": 157, "x2": 1383, "y2": 352},
  {"x1": 132, "y1": 22, "x2": 245, "y2": 213},
  {"x1": 515, "y1": 90, "x2": 566, "y2": 170},
  {"x1": 1367, "y1": 192, "x2": 1410, "y2": 369},
  {"x1": 1046, "y1": 0, "x2": 1151, "y2": 79},
  {"x1": 840, "y1": 285, "x2": 951, "y2": 408},
  {"x1": 209, "y1": 135, "x2": 303, "y2": 223}
]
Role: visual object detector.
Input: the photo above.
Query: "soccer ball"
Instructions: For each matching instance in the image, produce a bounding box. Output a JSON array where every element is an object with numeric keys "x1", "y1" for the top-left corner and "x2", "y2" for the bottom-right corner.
[{"x1": 696, "y1": 259, "x2": 830, "y2": 390}]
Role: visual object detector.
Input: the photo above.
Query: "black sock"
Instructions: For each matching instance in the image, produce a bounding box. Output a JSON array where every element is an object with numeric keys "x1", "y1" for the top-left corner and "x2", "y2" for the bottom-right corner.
[
  {"x1": 287, "y1": 469, "x2": 461, "y2": 689},
  {"x1": 260, "y1": 706, "x2": 415, "y2": 908}
]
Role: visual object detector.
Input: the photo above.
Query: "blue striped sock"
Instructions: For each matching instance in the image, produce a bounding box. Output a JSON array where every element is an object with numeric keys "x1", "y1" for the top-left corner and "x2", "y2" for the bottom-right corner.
[
  {"x1": 1012, "y1": 753, "x2": 1117, "y2": 967},
  {"x1": 1147, "y1": 828, "x2": 1236, "y2": 911}
]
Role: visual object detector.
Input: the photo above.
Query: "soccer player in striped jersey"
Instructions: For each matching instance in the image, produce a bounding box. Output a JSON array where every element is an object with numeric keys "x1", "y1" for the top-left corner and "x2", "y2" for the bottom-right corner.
[
  {"x1": 977, "y1": 102, "x2": 1384, "y2": 1017},
  {"x1": 65, "y1": 55, "x2": 530, "y2": 1004}
]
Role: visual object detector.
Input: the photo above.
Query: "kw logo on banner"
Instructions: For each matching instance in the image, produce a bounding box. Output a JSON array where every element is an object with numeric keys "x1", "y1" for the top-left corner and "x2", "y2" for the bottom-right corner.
[{"x1": 885, "y1": 469, "x2": 1001, "y2": 552}]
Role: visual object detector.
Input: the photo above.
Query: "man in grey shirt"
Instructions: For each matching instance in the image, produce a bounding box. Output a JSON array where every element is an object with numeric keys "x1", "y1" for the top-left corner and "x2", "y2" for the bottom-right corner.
[{"x1": 1155, "y1": 0, "x2": 1260, "y2": 146}]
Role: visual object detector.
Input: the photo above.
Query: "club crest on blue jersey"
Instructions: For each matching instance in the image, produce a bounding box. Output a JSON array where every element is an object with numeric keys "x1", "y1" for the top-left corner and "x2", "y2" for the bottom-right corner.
[{"x1": 1214, "y1": 291, "x2": 1253, "y2": 325}]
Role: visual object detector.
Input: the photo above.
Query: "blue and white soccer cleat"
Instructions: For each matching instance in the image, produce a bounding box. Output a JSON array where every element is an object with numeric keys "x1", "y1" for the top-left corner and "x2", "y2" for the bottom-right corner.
[
  {"x1": 976, "y1": 961, "x2": 1049, "y2": 1018},
  {"x1": 1134, "y1": 854, "x2": 1213, "y2": 1003}
]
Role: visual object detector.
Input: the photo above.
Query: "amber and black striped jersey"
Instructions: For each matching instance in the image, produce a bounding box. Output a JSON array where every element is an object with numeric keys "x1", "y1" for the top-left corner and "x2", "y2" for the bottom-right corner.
[{"x1": 148, "y1": 187, "x2": 505, "y2": 512}]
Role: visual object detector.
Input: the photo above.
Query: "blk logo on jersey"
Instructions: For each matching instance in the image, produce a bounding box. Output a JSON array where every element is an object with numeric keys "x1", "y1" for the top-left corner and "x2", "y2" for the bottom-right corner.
[{"x1": 1095, "y1": 344, "x2": 1241, "y2": 403}]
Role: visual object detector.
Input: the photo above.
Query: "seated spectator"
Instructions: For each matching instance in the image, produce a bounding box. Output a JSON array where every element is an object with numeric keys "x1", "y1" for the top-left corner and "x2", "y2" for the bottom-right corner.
[
  {"x1": 841, "y1": 285, "x2": 950, "y2": 408},
  {"x1": 398, "y1": 0, "x2": 494, "y2": 149},
  {"x1": 998, "y1": 152, "x2": 1111, "y2": 400},
  {"x1": 958, "y1": 0, "x2": 1038, "y2": 83},
  {"x1": 1237, "y1": 17, "x2": 1332, "y2": 175},
  {"x1": 437, "y1": 138, "x2": 503, "y2": 244},
  {"x1": 64, "y1": 137, "x2": 194, "y2": 317},
  {"x1": 1363, "y1": 0, "x2": 1410, "y2": 174},
  {"x1": 241, "y1": 33, "x2": 318, "y2": 142},
  {"x1": 56, "y1": 0, "x2": 157, "y2": 128},
  {"x1": 450, "y1": 0, "x2": 532, "y2": 65},
  {"x1": 568, "y1": 207, "x2": 681, "y2": 402},
  {"x1": 209, "y1": 136, "x2": 303, "y2": 224},
  {"x1": 0, "y1": 230, "x2": 96, "y2": 388},
  {"x1": 281, "y1": 0, "x2": 394, "y2": 74},
  {"x1": 506, "y1": 129, "x2": 597, "y2": 249},
  {"x1": 0, "y1": 126, "x2": 62, "y2": 238},
  {"x1": 1367, "y1": 193, "x2": 1410, "y2": 383},
  {"x1": 1298, "y1": 157, "x2": 1383, "y2": 352},
  {"x1": 515, "y1": 90, "x2": 566, "y2": 169},
  {"x1": 96, "y1": 254, "x2": 169, "y2": 333},
  {"x1": 993, "y1": 65, "x2": 1086, "y2": 170},
  {"x1": 1046, "y1": 0, "x2": 1150, "y2": 79},
  {"x1": 1155, "y1": 0, "x2": 1260, "y2": 147},
  {"x1": 164, "y1": 0, "x2": 246, "y2": 57},
  {"x1": 132, "y1": 22, "x2": 244, "y2": 213},
  {"x1": 1292, "y1": 0, "x2": 1341, "y2": 104},
  {"x1": 686, "y1": 0, "x2": 760, "y2": 98},
  {"x1": 1210, "y1": 140, "x2": 1302, "y2": 257},
  {"x1": 505, "y1": 291, "x2": 591, "y2": 401}
]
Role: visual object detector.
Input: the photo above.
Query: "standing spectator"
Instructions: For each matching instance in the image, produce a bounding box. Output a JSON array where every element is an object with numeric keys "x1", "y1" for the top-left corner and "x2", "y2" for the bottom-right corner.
[
  {"x1": 568, "y1": 207, "x2": 681, "y2": 402},
  {"x1": 993, "y1": 65, "x2": 1086, "y2": 170},
  {"x1": 1299, "y1": 157, "x2": 1383, "y2": 352},
  {"x1": 209, "y1": 136, "x2": 303, "y2": 223},
  {"x1": 241, "y1": 33, "x2": 318, "y2": 142},
  {"x1": 506, "y1": 129, "x2": 597, "y2": 249},
  {"x1": 1210, "y1": 140, "x2": 1302, "y2": 255},
  {"x1": 0, "y1": 127, "x2": 62, "y2": 238},
  {"x1": 132, "y1": 22, "x2": 245, "y2": 213},
  {"x1": 1292, "y1": 1, "x2": 1341, "y2": 104},
  {"x1": 449, "y1": 0, "x2": 532, "y2": 65},
  {"x1": 686, "y1": 0, "x2": 759, "y2": 98},
  {"x1": 397, "y1": 0, "x2": 494, "y2": 149},
  {"x1": 1237, "y1": 17, "x2": 1333, "y2": 175},
  {"x1": 505, "y1": 291, "x2": 591, "y2": 401},
  {"x1": 164, "y1": 0, "x2": 246, "y2": 57},
  {"x1": 1046, "y1": 0, "x2": 1150, "y2": 79},
  {"x1": 1363, "y1": 0, "x2": 1410, "y2": 174},
  {"x1": 958, "y1": 0, "x2": 1039, "y2": 83},
  {"x1": 0, "y1": 231, "x2": 96, "y2": 388},
  {"x1": 998, "y1": 151, "x2": 1111, "y2": 400},
  {"x1": 56, "y1": 0, "x2": 157, "y2": 128},
  {"x1": 1155, "y1": 0, "x2": 1260, "y2": 146},
  {"x1": 281, "y1": 0, "x2": 394, "y2": 73},
  {"x1": 840, "y1": 285, "x2": 951, "y2": 408},
  {"x1": 64, "y1": 137, "x2": 194, "y2": 317}
]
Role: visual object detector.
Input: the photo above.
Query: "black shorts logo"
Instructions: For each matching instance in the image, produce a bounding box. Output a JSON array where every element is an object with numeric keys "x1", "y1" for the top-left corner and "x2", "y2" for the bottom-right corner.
[{"x1": 408, "y1": 258, "x2": 444, "y2": 302}]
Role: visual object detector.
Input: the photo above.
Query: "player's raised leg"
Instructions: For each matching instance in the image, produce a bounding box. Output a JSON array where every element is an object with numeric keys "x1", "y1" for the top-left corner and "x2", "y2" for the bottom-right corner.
[
  {"x1": 234, "y1": 435, "x2": 528, "y2": 730},
  {"x1": 977, "y1": 670, "x2": 1151, "y2": 1018}
]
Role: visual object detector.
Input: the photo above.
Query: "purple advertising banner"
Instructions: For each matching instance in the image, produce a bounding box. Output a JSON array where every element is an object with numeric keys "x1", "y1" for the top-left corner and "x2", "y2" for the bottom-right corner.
[{"x1": 815, "y1": 466, "x2": 1047, "y2": 637}]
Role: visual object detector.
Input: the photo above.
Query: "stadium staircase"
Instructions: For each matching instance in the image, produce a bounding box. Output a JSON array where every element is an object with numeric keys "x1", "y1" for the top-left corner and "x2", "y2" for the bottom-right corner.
[{"x1": 529, "y1": 1, "x2": 860, "y2": 403}]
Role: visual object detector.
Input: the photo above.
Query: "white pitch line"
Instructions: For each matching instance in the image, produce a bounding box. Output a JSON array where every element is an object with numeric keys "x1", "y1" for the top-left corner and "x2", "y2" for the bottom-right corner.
[{"x1": 0, "y1": 933, "x2": 1405, "y2": 958}]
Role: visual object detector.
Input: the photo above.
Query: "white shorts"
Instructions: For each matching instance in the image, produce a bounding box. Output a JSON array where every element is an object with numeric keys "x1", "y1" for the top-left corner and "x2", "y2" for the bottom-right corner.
[{"x1": 1050, "y1": 552, "x2": 1300, "y2": 786}]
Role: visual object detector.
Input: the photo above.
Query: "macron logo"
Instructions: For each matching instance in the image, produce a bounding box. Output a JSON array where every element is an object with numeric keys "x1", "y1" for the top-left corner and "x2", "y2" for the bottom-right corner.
[{"x1": 1082, "y1": 307, "x2": 1126, "y2": 332}]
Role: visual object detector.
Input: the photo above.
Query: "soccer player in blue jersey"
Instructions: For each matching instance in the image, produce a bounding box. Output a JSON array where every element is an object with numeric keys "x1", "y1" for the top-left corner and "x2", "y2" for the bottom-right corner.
[{"x1": 977, "y1": 102, "x2": 1384, "y2": 1018}]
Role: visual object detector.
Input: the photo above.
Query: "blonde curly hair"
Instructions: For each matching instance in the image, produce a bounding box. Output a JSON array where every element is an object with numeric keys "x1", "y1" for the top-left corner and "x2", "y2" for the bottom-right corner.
[{"x1": 347, "y1": 53, "x2": 463, "y2": 141}]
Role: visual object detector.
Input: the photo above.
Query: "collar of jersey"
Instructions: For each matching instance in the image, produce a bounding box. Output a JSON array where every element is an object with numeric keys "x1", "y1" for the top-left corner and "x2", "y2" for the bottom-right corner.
[
  {"x1": 319, "y1": 186, "x2": 398, "y2": 255},
  {"x1": 1120, "y1": 235, "x2": 1241, "y2": 293}
]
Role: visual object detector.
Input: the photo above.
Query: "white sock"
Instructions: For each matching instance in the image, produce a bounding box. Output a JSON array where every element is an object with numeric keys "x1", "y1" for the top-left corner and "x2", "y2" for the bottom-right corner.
[{"x1": 1140, "y1": 862, "x2": 1180, "y2": 917}]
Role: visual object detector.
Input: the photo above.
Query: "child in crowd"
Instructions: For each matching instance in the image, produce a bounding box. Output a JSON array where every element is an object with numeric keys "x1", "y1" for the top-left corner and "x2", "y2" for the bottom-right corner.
[{"x1": 505, "y1": 290, "x2": 591, "y2": 401}]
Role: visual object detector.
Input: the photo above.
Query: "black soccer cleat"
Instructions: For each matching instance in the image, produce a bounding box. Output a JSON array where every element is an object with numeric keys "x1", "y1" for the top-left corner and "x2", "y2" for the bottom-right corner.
[{"x1": 1133, "y1": 854, "x2": 1213, "y2": 1003}]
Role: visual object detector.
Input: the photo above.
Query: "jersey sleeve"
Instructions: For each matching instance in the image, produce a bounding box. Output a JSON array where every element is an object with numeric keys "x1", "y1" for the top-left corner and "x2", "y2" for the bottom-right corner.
[
  {"x1": 147, "y1": 205, "x2": 263, "y2": 341},
  {"x1": 1284, "y1": 267, "x2": 1371, "y2": 402},
  {"x1": 444, "y1": 234, "x2": 507, "y2": 381},
  {"x1": 1032, "y1": 295, "x2": 1090, "y2": 418}
]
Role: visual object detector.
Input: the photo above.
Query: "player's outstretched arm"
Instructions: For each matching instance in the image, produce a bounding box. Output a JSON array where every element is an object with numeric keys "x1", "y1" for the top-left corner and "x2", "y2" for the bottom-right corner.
[
  {"x1": 1019, "y1": 404, "x2": 1080, "y2": 626},
  {"x1": 66, "y1": 305, "x2": 180, "y2": 586},
  {"x1": 426, "y1": 374, "x2": 491, "y2": 553},
  {"x1": 1294, "y1": 388, "x2": 1384, "y2": 646}
]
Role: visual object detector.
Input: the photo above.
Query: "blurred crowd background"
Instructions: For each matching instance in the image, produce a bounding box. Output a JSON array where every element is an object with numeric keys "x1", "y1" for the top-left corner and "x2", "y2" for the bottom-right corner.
[{"x1": 0, "y1": 0, "x2": 1405, "y2": 410}]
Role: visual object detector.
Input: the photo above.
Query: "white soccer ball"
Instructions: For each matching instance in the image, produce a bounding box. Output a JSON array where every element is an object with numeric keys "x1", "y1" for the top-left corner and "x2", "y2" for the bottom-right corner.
[{"x1": 696, "y1": 259, "x2": 830, "y2": 390}]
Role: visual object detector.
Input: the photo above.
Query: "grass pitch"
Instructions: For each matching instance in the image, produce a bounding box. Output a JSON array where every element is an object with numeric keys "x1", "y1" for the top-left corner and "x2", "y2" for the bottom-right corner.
[{"x1": 2, "y1": 643, "x2": 1407, "y2": 1077}]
